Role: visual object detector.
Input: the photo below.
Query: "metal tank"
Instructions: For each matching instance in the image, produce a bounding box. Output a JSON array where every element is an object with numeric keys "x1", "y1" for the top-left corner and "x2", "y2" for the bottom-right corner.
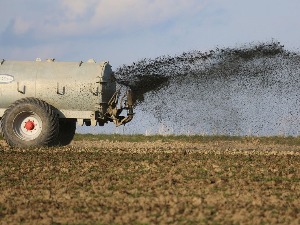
[{"x1": 0, "y1": 58, "x2": 134, "y2": 147}]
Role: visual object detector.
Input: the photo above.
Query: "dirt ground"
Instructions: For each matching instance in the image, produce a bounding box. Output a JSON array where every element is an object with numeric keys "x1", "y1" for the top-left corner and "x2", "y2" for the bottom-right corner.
[{"x1": 0, "y1": 138, "x2": 300, "y2": 225}]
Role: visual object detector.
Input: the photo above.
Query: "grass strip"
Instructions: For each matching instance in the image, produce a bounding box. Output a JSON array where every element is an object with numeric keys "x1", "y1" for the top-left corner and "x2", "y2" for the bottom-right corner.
[{"x1": 73, "y1": 133, "x2": 300, "y2": 145}]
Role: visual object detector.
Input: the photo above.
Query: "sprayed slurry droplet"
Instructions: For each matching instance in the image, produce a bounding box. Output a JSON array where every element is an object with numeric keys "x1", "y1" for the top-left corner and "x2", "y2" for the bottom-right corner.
[{"x1": 114, "y1": 41, "x2": 300, "y2": 136}]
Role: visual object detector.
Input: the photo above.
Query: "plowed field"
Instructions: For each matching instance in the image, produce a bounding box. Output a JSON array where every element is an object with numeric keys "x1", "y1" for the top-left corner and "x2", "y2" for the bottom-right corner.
[{"x1": 0, "y1": 136, "x2": 300, "y2": 225}]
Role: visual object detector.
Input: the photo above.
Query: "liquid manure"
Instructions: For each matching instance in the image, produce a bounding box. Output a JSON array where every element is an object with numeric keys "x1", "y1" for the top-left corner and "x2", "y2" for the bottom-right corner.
[{"x1": 114, "y1": 41, "x2": 300, "y2": 136}]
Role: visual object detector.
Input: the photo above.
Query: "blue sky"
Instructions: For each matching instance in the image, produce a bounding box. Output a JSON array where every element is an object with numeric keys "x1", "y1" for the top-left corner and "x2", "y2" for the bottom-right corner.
[{"x1": 1, "y1": 0, "x2": 300, "y2": 68}]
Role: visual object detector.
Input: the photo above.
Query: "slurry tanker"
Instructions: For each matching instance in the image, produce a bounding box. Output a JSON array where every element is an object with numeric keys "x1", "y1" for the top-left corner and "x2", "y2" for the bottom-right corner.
[{"x1": 0, "y1": 58, "x2": 134, "y2": 147}]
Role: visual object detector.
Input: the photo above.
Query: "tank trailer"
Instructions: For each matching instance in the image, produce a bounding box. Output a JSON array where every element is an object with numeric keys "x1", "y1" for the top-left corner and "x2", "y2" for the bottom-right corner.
[{"x1": 0, "y1": 58, "x2": 134, "y2": 147}]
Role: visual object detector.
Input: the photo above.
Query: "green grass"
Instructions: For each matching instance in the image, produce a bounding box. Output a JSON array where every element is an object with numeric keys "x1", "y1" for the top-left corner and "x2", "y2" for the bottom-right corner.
[
  {"x1": 73, "y1": 133, "x2": 300, "y2": 145},
  {"x1": 2, "y1": 132, "x2": 300, "y2": 146}
]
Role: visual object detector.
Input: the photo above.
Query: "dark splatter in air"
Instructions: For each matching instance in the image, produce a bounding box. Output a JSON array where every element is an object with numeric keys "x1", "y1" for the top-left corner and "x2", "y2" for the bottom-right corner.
[{"x1": 114, "y1": 41, "x2": 300, "y2": 136}]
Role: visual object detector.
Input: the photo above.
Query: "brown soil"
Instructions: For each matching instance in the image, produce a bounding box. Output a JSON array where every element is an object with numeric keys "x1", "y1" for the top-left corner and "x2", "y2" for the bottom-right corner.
[{"x1": 0, "y1": 139, "x2": 299, "y2": 225}]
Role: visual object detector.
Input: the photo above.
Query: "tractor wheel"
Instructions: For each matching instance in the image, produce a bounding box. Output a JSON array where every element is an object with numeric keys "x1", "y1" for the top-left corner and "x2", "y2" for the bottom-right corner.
[
  {"x1": 58, "y1": 119, "x2": 76, "y2": 146},
  {"x1": 1, "y1": 98, "x2": 59, "y2": 147}
]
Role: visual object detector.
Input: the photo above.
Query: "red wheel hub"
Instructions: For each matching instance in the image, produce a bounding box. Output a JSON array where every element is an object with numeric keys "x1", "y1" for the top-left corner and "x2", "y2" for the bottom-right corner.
[{"x1": 24, "y1": 120, "x2": 35, "y2": 131}]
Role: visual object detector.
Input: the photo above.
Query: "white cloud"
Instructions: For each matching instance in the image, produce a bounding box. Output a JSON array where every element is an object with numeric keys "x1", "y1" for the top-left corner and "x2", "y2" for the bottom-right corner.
[
  {"x1": 12, "y1": 18, "x2": 32, "y2": 35},
  {"x1": 91, "y1": 0, "x2": 206, "y2": 30},
  {"x1": 61, "y1": 0, "x2": 98, "y2": 19},
  {"x1": 11, "y1": 0, "x2": 208, "y2": 38}
]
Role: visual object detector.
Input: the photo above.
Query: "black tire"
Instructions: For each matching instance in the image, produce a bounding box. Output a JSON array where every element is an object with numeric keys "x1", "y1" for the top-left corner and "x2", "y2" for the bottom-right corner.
[
  {"x1": 1, "y1": 98, "x2": 59, "y2": 147},
  {"x1": 58, "y1": 119, "x2": 76, "y2": 146}
]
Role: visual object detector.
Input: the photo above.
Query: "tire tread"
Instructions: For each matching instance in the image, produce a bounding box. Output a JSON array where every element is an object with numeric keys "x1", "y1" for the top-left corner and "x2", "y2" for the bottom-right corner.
[{"x1": 1, "y1": 97, "x2": 59, "y2": 147}]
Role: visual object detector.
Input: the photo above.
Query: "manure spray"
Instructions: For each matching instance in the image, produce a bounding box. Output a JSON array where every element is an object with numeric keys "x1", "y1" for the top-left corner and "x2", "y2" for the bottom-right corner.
[{"x1": 114, "y1": 41, "x2": 300, "y2": 136}]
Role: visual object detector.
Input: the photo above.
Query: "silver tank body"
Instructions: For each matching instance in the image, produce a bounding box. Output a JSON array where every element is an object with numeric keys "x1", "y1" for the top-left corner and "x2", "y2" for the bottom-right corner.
[{"x1": 0, "y1": 59, "x2": 116, "y2": 119}]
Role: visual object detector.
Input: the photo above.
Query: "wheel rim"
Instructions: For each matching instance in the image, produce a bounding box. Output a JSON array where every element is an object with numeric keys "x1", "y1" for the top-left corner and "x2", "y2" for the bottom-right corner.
[{"x1": 13, "y1": 111, "x2": 43, "y2": 141}]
